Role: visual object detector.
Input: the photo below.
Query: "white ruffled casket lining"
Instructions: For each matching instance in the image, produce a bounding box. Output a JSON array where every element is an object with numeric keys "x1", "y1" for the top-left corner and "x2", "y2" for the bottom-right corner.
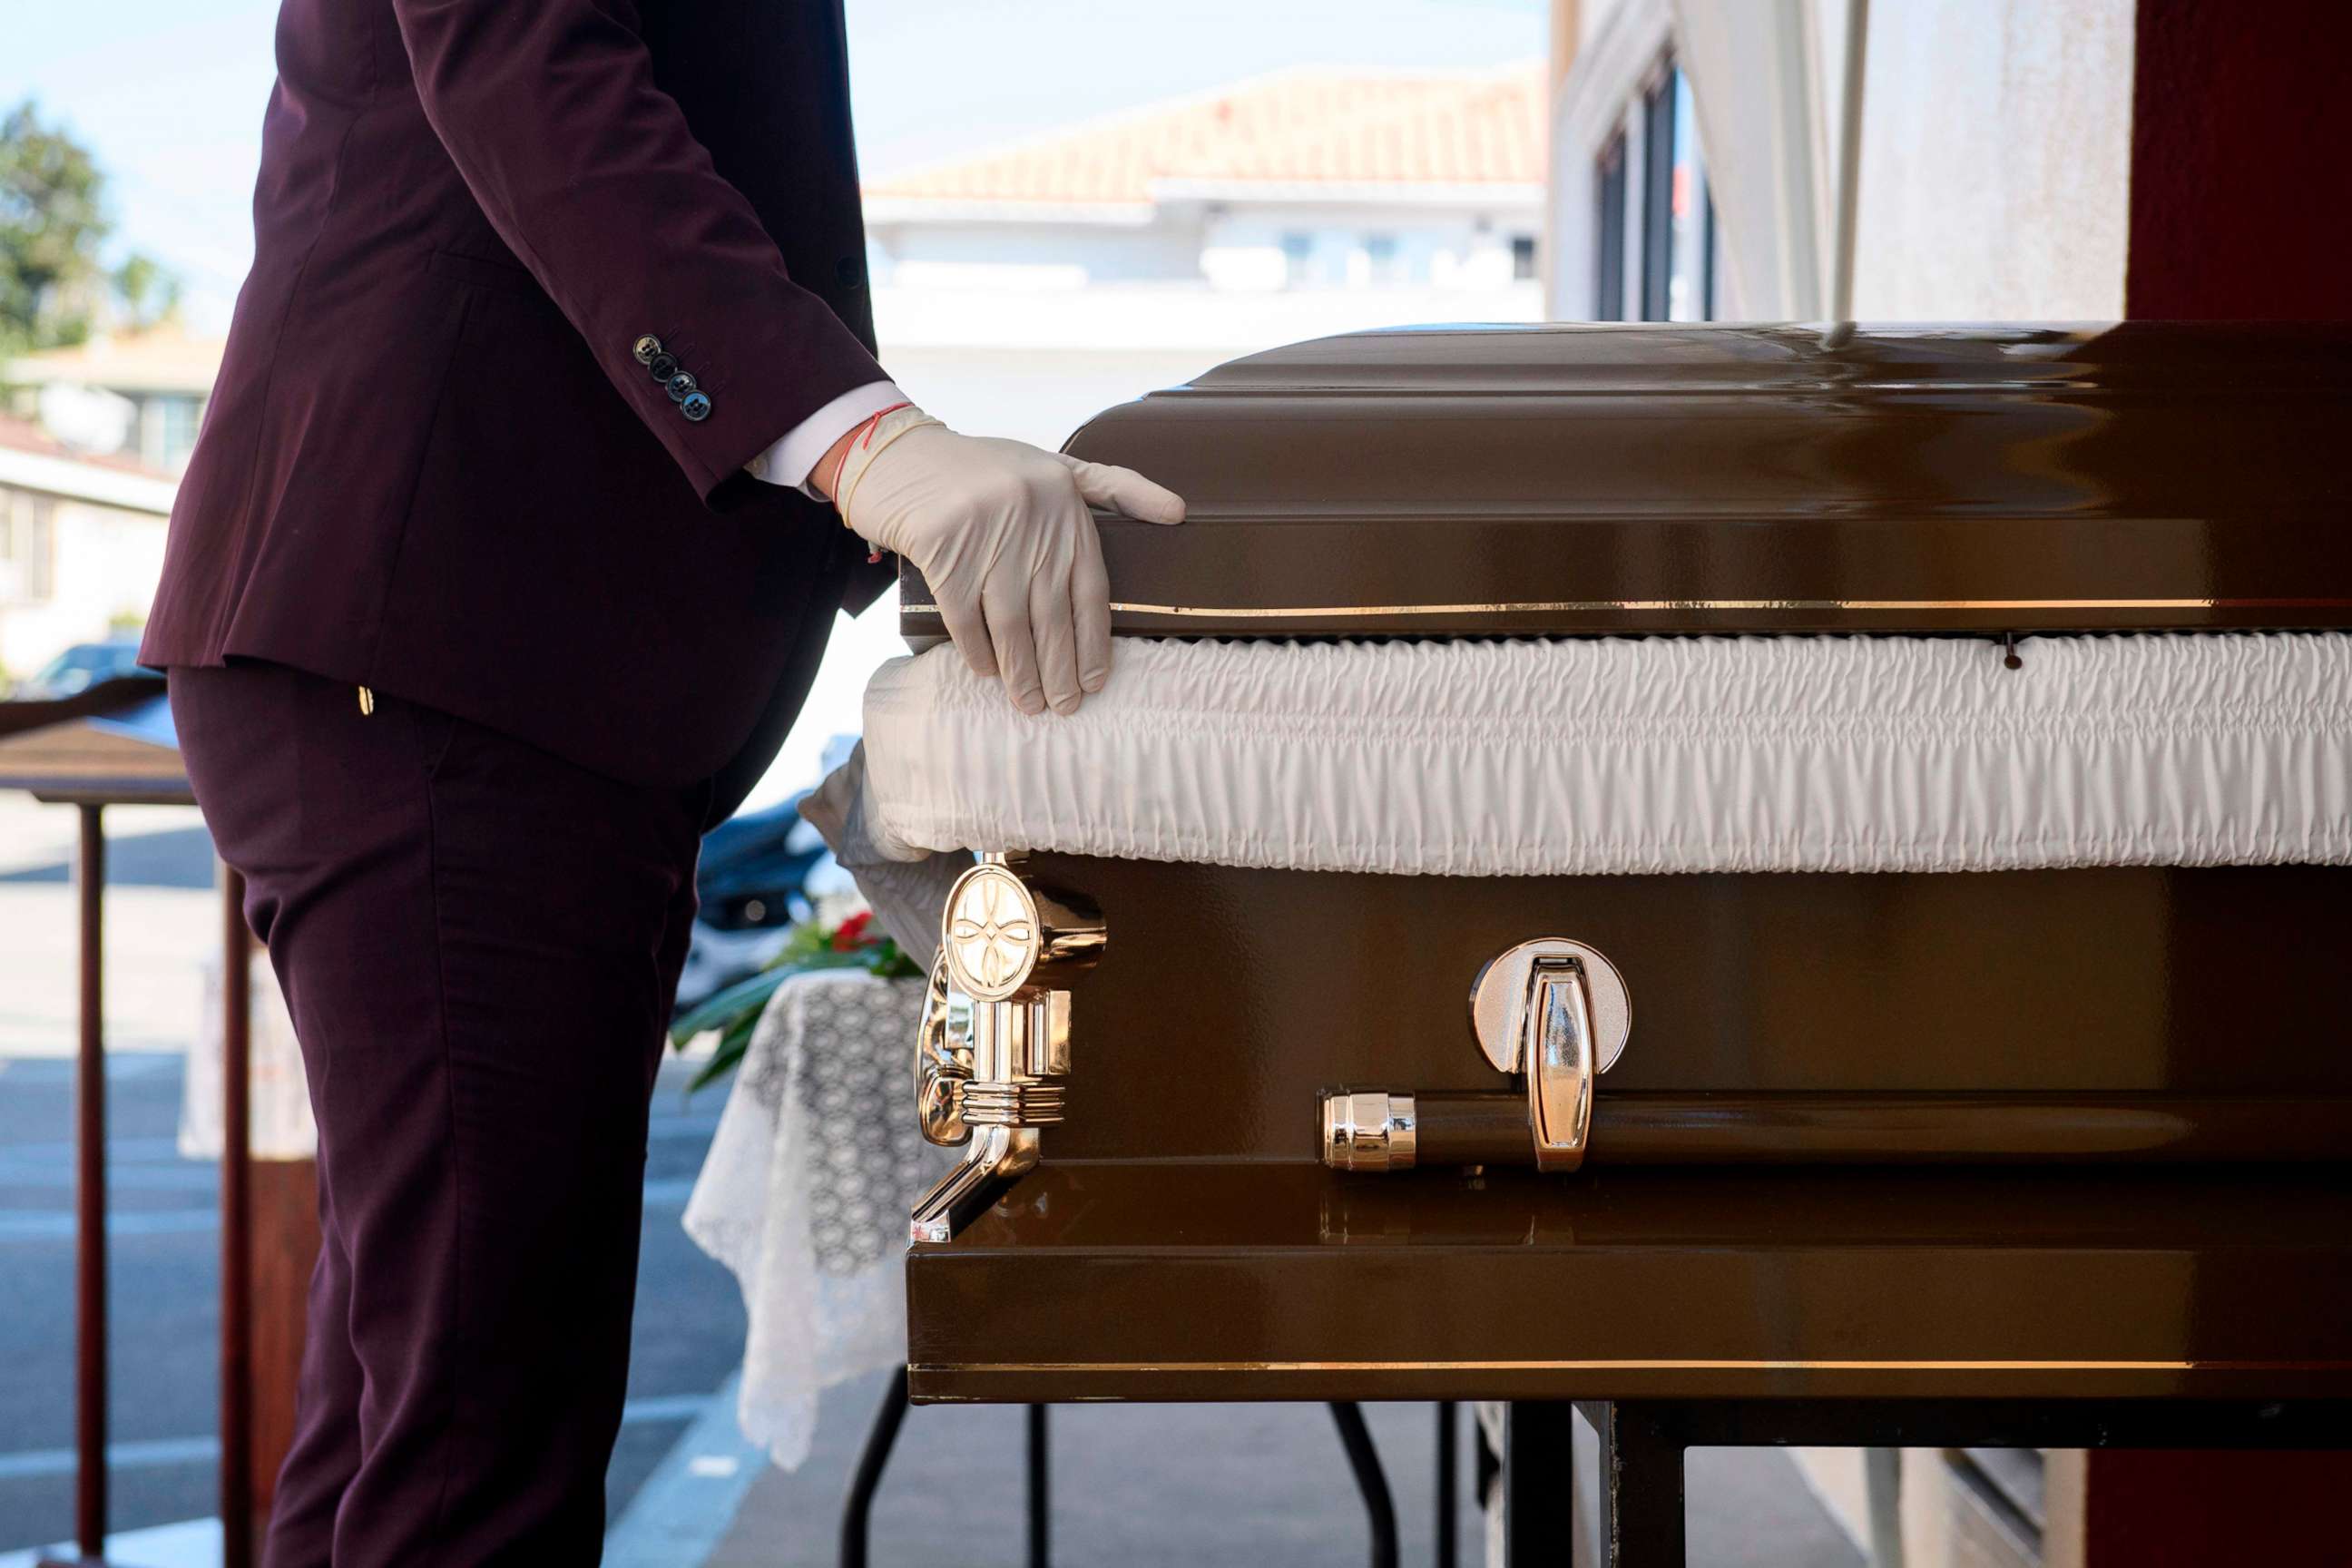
[{"x1": 861, "y1": 633, "x2": 2352, "y2": 876}]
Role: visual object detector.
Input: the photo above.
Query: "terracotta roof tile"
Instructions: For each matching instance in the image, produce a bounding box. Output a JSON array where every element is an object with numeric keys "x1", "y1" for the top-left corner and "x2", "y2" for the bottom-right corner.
[
  {"x1": 0, "y1": 411, "x2": 174, "y2": 479},
  {"x1": 868, "y1": 64, "x2": 1545, "y2": 207},
  {"x1": 6, "y1": 320, "x2": 225, "y2": 395}
]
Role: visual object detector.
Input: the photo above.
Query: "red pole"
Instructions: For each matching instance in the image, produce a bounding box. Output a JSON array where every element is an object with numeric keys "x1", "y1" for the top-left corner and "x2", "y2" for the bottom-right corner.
[{"x1": 220, "y1": 867, "x2": 254, "y2": 1568}]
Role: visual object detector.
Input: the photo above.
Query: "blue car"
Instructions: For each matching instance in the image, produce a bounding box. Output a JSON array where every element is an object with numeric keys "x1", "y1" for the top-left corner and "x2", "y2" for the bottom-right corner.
[{"x1": 14, "y1": 637, "x2": 160, "y2": 700}]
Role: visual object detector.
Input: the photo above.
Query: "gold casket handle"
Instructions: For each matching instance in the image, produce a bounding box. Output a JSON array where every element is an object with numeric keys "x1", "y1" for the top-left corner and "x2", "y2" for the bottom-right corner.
[
  {"x1": 1322, "y1": 936, "x2": 1631, "y2": 1174},
  {"x1": 1520, "y1": 954, "x2": 1596, "y2": 1173}
]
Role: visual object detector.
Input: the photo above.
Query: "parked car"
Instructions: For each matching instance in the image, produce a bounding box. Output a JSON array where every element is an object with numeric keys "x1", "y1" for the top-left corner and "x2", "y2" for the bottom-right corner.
[
  {"x1": 696, "y1": 790, "x2": 831, "y2": 930},
  {"x1": 672, "y1": 791, "x2": 857, "y2": 1014},
  {"x1": 12, "y1": 637, "x2": 159, "y2": 700}
]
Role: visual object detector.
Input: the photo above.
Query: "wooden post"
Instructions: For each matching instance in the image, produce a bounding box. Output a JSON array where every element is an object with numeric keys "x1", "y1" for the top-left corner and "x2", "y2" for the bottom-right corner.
[
  {"x1": 74, "y1": 804, "x2": 106, "y2": 1559},
  {"x1": 2091, "y1": 2, "x2": 2352, "y2": 1551},
  {"x1": 42, "y1": 804, "x2": 111, "y2": 1568},
  {"x1": 2075, "y1": 1451, "x2": 2352, "y2": 1567},
  {"x1": 249, "y1": 1158, "x2": 319, "y2": 1536},
  {"x1": 220, "y1": 868, "x2": 254, "y2": 1568}
]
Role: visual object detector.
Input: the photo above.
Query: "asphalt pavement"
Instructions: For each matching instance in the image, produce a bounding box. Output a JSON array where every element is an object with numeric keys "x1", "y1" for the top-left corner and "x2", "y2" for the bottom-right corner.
[
  {"x1": 0, "y1": 800, "x2": 751, "y2": 1555},
  {"x1": 0, "y1": 1047, "x2": 747, "y2": 1555}
]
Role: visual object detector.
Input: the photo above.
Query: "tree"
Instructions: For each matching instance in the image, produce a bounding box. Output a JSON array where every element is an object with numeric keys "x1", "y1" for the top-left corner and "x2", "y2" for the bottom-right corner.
[
  {"x1": 0, "y1": 100, "x2": 181, "y2": 359},
  {"x1": 113, "y1": 251, "x2": 181, "y2": 333}
]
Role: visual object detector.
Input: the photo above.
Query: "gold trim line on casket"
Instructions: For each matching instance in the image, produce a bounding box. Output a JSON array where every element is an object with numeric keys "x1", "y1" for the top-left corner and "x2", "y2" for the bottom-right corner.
[{"x1": 903, "y1": 594, "x2": 2352, "y2": 620}]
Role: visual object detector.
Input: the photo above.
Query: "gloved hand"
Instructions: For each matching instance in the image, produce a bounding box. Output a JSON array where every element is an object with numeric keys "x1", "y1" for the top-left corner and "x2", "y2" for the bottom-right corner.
[{"x1": 826, "y1": 406, "x2": 1185, "y2": 715}]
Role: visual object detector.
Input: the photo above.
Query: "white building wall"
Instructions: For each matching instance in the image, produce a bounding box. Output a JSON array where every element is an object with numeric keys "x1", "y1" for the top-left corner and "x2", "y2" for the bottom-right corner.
[
  {"x1": 868, "y1": 279, "x2": 1545, "y2": 448},
  {"x1": 1850, "y1": 0, "x2": 2135, "y2": 320},
  {"x1": 1547, "y1": 0, "x2": 2135, "y2": 322},
  {"x1": 0, "y1": 498, "x2": 169, "y2": 675},
  {"x1": 1201, "y1": 202, "x2": 1537, "y2": 292},
  {"x1": 868, "y1": 218, "x2": 1208, "y2": 288},
  {"x1": 871, "y1": 197, "x2": 1541, "y2": 297},
  {"x1": 1576, "y1": 0, "x2": 1636, "y2": 51}
]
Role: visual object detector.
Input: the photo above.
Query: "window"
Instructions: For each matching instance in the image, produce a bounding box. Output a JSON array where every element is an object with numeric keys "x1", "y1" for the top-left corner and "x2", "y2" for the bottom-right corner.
[
  {"x1": 1511, "y1": 235, "x2": 1539, "y2": 282},
  {"x1": 1666, "y1": 70, "x2": 1716, "y2": 321},
  {"x1": 1592, "y1": 133, "x2": 1627, "y2": 319},
  {"x1": 158, "y1": 396, "x2": 203, "y2": 471},
  {"x1": 1639, "y1": 71, "x2": 1676, "y2": 320},
  {"x1": 0, "y1": 488, "x2": 57, "y2": 602},
  {"x1": 1280, "y1": 231, "x2": 1314, "y2": 289},
  {"x1": 1362, "y1": 233, "x2": 1398, "y2": 285},
  {"x1": 1596, "y1": 60, "x2": 1717, "y2": 322}
]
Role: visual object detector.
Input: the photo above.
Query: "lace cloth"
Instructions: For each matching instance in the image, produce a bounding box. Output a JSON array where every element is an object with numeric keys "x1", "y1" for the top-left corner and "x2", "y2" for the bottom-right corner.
[{"x1": 683, "y1": 967, "x2": 946, "y2": 1470}]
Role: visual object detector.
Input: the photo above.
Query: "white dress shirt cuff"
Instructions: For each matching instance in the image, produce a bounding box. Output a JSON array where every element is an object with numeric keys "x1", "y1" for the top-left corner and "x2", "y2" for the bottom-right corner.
[{"x1": 749, "y1": 379, "x2": 909, "y2": 496}]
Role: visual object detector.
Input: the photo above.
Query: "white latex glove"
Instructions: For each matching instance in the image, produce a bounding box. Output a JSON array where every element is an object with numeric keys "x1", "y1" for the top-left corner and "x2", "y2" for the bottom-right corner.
[{"x1": 831, "y1": 407, "x2": 1185, "y2": 715}]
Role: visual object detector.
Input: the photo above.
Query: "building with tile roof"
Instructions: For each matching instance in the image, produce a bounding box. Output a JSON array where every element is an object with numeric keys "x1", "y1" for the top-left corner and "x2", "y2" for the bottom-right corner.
[
  {"x1": 866, "y1": 64, "x2": 1546, "y2": 214},
  {"x1": 4, "y1": 320, "x2": 227, "y2": 477},
  {"x1": 858, "y1": 64, "x2": 1547, "y2": 456},
  {"x1": 0, "y1": 410, "x2": 176, "y2": 681}
]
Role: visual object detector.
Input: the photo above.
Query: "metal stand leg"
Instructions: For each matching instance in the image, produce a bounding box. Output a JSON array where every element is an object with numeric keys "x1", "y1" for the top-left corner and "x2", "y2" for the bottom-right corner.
[
  {"x1": 1027, "y1": 1405, "x2": 1050, "y2": 1568},
  {"x1": 1436, "y1": 1402, "x2": 1458, "y2": 1568},
  {"x1": 1862, "y1": 1447, "x2": 1904, "y2": 1568},
  {"x1": 1475, "y1": 1407, "x2": 1502, "y2": 1515},
  {"x1": 1504, "y1": 1402, "x2": 1576, "y2": 1567},
  {"x1": 842, "y1": 1382, "x2": 1053, "y2": 1568},
  {"x1": 1590, "y1": 1404, "x2": 1685, "y2": 1568},
  {"x1": 840, "y1": 1368, "x2": 911, "y2": 1568},
  {"x1": 1328, "y1": 1402, "x2": 1400, "y2": 1568}
]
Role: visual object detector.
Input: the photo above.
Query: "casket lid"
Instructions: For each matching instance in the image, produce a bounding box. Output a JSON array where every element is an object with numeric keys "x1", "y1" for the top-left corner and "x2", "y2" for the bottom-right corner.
[{"x1": 901, "y1": 321, "x2": 2352, "y2": 639}]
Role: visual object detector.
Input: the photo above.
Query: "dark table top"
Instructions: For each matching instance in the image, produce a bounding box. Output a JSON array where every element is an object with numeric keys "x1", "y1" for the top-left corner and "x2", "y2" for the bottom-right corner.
[{"x1": 0, "y1": 681, "x2": 191, "y2": 806}]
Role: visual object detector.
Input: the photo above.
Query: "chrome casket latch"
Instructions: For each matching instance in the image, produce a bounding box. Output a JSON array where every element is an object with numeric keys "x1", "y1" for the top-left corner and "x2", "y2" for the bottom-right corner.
[
  {"x1": 1321, "y1": 936, "x2": 1630, "y2": 1174},
  {"x1": 909, "y1": 855, "x2": 1103, "y2": 1243}
]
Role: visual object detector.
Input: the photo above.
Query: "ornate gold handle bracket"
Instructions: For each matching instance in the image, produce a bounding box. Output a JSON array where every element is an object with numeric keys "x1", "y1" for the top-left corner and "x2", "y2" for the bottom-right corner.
[{"x1": 910, "y1": 857, "x2": 1102, "y2": 1243}]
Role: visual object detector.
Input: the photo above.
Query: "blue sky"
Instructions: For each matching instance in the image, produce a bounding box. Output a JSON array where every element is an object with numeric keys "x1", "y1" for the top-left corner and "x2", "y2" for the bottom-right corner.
[{"x1": 2, "y1": 0, "x2": 1544, "y2": 328}]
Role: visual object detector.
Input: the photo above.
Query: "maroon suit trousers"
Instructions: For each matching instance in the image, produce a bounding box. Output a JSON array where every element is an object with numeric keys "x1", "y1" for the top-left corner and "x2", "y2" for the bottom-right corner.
[{"x1": 172, "y1": 660, "x2": 711, "y2": 1566}]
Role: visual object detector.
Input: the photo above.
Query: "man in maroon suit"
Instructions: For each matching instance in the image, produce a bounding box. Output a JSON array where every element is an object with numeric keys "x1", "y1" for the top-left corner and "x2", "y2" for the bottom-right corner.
[{"x1": 142, "y1": 2, "x2": 1181, "y2": 1561}]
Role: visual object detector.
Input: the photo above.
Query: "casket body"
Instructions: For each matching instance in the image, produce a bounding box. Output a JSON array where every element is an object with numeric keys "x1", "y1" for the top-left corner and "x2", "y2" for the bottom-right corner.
[{"x1": 894, "y1": 324, "x2": 2352, "y2": 1405}]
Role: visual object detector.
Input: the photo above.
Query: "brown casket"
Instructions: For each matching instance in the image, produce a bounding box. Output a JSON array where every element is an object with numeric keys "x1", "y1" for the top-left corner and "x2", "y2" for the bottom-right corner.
[{"x1": 880, "y1": 323, "x2": 2352, "y2": 1408}]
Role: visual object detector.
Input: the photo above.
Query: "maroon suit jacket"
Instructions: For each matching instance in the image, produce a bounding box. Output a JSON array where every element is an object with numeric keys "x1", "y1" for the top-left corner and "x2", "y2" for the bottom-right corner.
[{"x1": 142, "y1": 0, "x2": 892, "y2": 808}]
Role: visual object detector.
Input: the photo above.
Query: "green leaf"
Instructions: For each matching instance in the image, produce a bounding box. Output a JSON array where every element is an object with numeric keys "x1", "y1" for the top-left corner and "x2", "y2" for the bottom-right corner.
[
  {"x1": 688, "y1": 1009, "x2": 764, "y2": 1093},
  {"x1": 670, "y1": 966, "x2": 792, "y2": 1047},
  {"x1": 670, "y1": 908, "x2": 920, "y2": 1097}
]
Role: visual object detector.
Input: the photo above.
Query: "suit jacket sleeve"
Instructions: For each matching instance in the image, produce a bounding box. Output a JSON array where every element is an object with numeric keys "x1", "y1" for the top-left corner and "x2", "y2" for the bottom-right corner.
[{"x1": 394, "y1": 0, "x2": 886, "y2": 504}]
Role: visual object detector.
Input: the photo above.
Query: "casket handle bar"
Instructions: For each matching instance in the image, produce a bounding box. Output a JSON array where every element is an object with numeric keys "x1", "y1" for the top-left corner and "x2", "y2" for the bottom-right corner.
[
  {"x1": 910, "y1": 856, "x2": 1103, "y2": 1243},
  {"x1": 1518, "y1": 955, "x2": 1597, "y2": 1171},
  {"x1": 1322, "y1": 936, "x2": 1631, "y2": 1175}
]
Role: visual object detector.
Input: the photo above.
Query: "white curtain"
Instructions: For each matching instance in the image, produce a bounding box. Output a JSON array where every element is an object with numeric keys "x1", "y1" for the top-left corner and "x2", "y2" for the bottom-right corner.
[{"x1": 1667, "y1": 0, "x2": 1836, "y2": 319}]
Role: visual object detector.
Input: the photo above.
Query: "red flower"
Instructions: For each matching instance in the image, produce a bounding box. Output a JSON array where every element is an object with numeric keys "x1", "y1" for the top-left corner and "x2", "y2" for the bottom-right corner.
[{"x1": 831, "y1": 910, "x2": 876, "y2": 951}]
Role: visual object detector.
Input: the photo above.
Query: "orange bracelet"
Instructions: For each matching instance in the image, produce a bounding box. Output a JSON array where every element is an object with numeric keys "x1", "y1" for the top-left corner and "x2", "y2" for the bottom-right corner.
[
  {"x1": 825, "y1": 400, "x2": 914, "y2": 495},
  {"x1": 830, "y1": 401, "x2": 916, "y2": 559}
]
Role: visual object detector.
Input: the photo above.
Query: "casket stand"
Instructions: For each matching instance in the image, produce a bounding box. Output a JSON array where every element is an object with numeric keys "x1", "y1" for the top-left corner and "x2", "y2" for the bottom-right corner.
[{"x1": 866, "y1": 325, "x2": 2352, "y2": 1565}]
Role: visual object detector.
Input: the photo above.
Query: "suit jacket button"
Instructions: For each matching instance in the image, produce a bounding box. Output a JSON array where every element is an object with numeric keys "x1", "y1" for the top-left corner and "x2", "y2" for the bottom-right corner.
[
  {"x1": 681, "y1": 391, "x2": 713, "y2": 423},
  {"x1": 665, "y1": 372, "x2": 698, "y2": 402},
  {"x1": 835, "y1": 256, "x2": 865, "y2": 289},
  {"x1": 648, "y1": 352, "x2": 680, "y2": 381},
  {"x1": 633, "y1": 335, "x2": 662, "y2": 365}
]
